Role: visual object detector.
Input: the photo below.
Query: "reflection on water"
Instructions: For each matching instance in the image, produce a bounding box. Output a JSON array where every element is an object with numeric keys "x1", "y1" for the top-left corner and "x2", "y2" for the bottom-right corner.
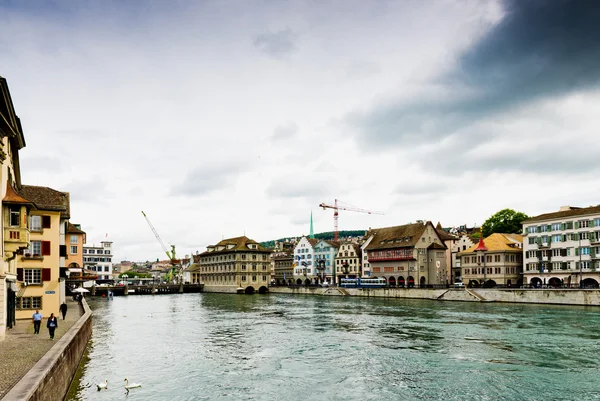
[{"x1": 67, "y1": 293, "x2": 600, "y2": 401}]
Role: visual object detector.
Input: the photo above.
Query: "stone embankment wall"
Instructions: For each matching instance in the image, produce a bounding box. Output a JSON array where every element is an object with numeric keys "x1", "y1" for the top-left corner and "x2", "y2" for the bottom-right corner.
[
  {"x1": 269, "y1": 287, "x2": 600, "y2": 306},
  {"x1": 2, "y1": 299, "x2": 92, "y2": 401},
  {"x1": 203, "y1": 285, "x2": 240, "y2": 294}
]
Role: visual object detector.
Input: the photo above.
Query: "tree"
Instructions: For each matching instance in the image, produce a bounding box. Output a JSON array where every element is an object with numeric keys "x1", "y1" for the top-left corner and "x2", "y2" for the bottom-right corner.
[{"x1": 481, "y1": 209, "x2": 529, "y2": 237}]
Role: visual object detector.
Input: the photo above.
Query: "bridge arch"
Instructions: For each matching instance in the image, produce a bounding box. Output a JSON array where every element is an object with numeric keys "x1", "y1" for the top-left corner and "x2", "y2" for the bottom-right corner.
[
  {"x1": 244, "y1": 286, "x2": 255, "y2": 295},
  {"x1": 258, "y1": 286, "x2": 268, "y2": 294}
]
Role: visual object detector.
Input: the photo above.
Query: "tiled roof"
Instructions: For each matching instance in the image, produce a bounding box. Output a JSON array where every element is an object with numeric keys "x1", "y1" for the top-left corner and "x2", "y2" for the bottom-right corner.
[
  {"x1": 523, "y1": 205, "x2": 600, "y2": 223},
  {"x1": 3, "y1": 182, "x2": 32, "y2": 204},
  {"x1": 459, "y1": 233, "x2": 523, "y2": 254},
  {"x1": 19, "y1": 185, "x2": 70, "y2": 219},
  {"x1": 67, "y1": 223, "x2": 86, "y2": 235},
  {"x1": 365, "y1": 222, "x2": 429, "y2": 251},
  {"x1": 427, "y1": 242, "x2": 447, "y2": 250},
  {"x1": 200, "y1": 236, "x2": 271, "y2": 256}
]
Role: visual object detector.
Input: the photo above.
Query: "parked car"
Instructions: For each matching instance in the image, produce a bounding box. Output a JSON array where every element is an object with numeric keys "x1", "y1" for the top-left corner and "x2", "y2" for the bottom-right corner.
[{"x1": 454, "y1": 282, "x2": 464, "y2": 288}]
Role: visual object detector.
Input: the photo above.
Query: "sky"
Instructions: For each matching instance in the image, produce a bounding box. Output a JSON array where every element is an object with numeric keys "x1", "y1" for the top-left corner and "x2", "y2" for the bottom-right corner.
[{"x1": 1, "y1": 0, "x2": 599, "y2": 263}]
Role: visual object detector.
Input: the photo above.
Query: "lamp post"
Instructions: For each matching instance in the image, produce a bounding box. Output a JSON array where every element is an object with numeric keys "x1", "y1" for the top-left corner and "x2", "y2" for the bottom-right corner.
[{"x1": 475, "y1": 238, "x2": 488, "y2": 288}]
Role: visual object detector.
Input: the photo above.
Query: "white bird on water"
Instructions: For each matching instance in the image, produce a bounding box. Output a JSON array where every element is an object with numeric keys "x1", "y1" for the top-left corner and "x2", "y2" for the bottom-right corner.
[
  {"x1": 124, "y1": 378, "x2": 142, "y2": 390},
  {"x1": 96, "y1": 379, "x2": 108, "y2": 391}
]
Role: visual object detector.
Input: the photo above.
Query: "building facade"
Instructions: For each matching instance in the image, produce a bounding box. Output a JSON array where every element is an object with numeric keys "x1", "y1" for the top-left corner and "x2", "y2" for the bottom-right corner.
[
  {"x1": 364, "y1": 221, "x2": 448, "y2": 287},
  {"x1": 522, "y1": 205, "x2": 600, "y2": 288},
  {"x1": 451, "y1": 234, "x2": 477, "y2": 284},
  {"x1": 435, "y1": 223, "x2": 458, "y2": 284},
  {"x1": 292, "y1": 236, "x2": 318, "y2": 284},
  {"x1": 314, "y1": 240, "x2": 339, "y2": 284},
  {"x1": 14, "y1": 185, "x2": 70, "y2": 320},
  {"x1": 0, "y1": 76, "x2": 28, "y2": 339},
  {"x1": 83, "y1": 241, "x2": 113, "y2": 281},
  {"x1": 459, "y1": 233, "x2": 523, "y2": 287},
  {"x1": 335, "y1": 242, "x2": 361, "y2": 283},
  {"x1": 272, "y1": 253, "x2": 294, "y2": 285},
  {"x1": 360, "y1": 233, "x2": 374, "y2": 278},
  {"x1": 199, "y1": 236, "x2": 271, "y2": 294}
]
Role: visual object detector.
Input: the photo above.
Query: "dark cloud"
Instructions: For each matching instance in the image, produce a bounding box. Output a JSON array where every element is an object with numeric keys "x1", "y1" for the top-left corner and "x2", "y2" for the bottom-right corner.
[
  {"x1": 271, "y1": 122, "x2": 298, "y2": 141},
  {"x1": 172, "y1": 161, "x2": 249, "y2": 196},
  {"x1": 254, "y1": 28, "x2": 298, "y2": 58},
  {"x1": 349, "y1": 0, "x2": 600, "y2": 149}
]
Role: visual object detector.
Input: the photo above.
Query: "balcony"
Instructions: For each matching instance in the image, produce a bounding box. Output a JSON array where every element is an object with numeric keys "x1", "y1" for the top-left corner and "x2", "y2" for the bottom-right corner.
[{"x1": 4, "y1": 226, "x2": 30, "y2": 260}]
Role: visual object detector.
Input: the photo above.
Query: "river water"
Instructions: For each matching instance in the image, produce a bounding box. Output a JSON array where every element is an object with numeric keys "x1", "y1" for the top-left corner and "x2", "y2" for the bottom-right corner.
[{"x1": 66, "y1": 293, "x2": 600, "y2": 401}]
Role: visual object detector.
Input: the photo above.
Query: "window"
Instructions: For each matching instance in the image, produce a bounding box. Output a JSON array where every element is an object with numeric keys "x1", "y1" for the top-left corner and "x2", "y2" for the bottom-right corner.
[
  {"x1": 262, "y1": 275, "x2": 267, "y2": 281},
  {"x1": 581, "y1": 232, "x2": 589, "y2": 240},
  {"x1": 28, "y1": 241, "x2": 41, "y2": 256},
  {"x1": 83, "y1": 249, "x2": 87, "y2": 254},
  {"x1": 70, "y1": 246, "x2": 78, "y2": 254},
  {"x1": 70, "y1": 235, "x2": 78, "y2": 244},
  {"x1": 241, "y1": 275, "x2": 247, "y2": 281},
  {"x1": 105, "y1": 250, "x2": 110, "y2": 255},
  {"x1": 24, "y1": 269, "x2": 41, "y2": 284},
  {"x1": 9, "y1": 206, "x2": 20, "y2": 227},
  {"x1": 88, "y1": 250, "x2": 95, "y2": 254},
  {"x1": 42, "y1": 215, "x2": 51, "y2": 229},
  {"x1": 252, "y1": 275, "x2": 257, "y2": 282},
  {"x1": 580, "y1": 220, "x2": 590, "y2": 228},
  {"x1": 17, "y1": 296, "x2": 42, "y2": 310},
  {"x1": 553, "y1": 235, "x2": 562, "y2": 243},
  {"x1": 30, "y1": 215, "x2": 42, "y2": 231},
  {"x1": 527, "y1": 226, "x2": 537, "y2": 233},
  {"x1": 551, "y1": 223, "x2": 561, "y2": 231},
  {"x1": 529, "y1": 237, "x2": 536, "y2": 244}
]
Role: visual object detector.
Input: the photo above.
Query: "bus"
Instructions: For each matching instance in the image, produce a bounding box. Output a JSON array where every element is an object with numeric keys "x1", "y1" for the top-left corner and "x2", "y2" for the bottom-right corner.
[{"x1": 340, "y1": 278, "x2": 387, "y2": 288}]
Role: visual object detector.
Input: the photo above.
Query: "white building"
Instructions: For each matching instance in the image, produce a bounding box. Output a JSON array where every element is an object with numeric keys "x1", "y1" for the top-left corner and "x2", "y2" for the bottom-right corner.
[
  {"x1": 522, "y1": 205, "x2": 600, "y2": 288},
  {"x1": 293, "y1": 236, "x2": 318, "y2": 284},
  {"x1": 360, "y1": 233, "x2": 374, "y2": 277},
  {"x1": 83, "y1": 241, "x2": 114, "y2": 281}
]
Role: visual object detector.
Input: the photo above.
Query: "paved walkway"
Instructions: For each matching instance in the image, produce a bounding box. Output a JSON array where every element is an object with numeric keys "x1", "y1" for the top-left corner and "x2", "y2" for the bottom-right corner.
[{"x1": 0, "y1": 299, "x2": 83, "y2": 399}]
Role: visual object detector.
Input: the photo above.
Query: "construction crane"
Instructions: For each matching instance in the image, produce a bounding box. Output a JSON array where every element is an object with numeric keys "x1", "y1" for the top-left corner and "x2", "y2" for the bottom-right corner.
[
  {"x1": 319, "y1": 199, "x2": 384, "y2": 241},
  {"x1": 141, "y1": 211, "x2": 180, "y2": 283}
]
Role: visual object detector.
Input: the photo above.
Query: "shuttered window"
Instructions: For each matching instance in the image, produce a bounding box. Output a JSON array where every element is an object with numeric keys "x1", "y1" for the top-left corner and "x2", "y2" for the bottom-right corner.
[
  {"x1": 42, "y1": 215, "x2": 51, "y2": 229},
  {"x1": 42, "y1": 241, "x2": 51, "y2": 256}
]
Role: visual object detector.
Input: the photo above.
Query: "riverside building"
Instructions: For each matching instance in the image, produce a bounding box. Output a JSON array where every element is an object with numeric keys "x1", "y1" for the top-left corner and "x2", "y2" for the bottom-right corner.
[
  {"x1": 522, "y1": 205, "x2": 600, "y2": 288},
  {"x1": 199, "y1": 236, "x2": 271, "y2": 294},
  {"x1": 459, "y1": 233, "x2": 523, "y2": 287},
  {"x1": 335, "y1": 242, "x2": 361, "y2": 283},
  {"x1": 83, "y1": 241, "x2": 113, "y2": 281},
  {"x1": 364, "y1": 221, "x2": 448, "y2": 287},
  {"x1": 14, "y1": 185, "x2": 71, "y2": 320}
]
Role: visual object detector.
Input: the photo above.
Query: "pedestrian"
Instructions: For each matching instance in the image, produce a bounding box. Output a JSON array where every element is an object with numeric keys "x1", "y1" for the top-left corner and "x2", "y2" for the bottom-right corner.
[
  {"x1": 77, "y1": 293, "x2": 83, "y2": 305},
  {"x1": 59, "y1": 301, "x2": 68, "y2": 320},
  {"x1": 32, "y1": 309, "x2": 43, "y2": 334},
  {"x1": 47, "y1": 313, "x2": 58, "y2": 340}
]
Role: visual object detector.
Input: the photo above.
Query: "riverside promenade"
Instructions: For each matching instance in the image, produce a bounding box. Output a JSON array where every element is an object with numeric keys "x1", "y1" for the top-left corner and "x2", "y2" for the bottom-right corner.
[{"x1": 0, "y1": 299, "x2": 83, "y2": 399}]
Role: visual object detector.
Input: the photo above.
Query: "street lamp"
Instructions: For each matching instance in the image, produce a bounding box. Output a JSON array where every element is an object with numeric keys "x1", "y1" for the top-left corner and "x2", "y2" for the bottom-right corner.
[{"x1": 475, "y1": 238, "x2": 488, "y2": 288}]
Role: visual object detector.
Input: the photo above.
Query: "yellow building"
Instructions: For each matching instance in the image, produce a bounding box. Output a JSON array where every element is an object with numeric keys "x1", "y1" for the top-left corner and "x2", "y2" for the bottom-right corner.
[
  {"x1": 459, "y1": 233, "x2": 524, "y2": 288},
  {"x1": 199, "y1": 236, "x2": 271, "y2": 294},
  {"x1": 14, "y1": 186, "x2": 70, "y2": 319},
  {"x1": 0, "y1": 76, "x2": 29, "y2": 339}
]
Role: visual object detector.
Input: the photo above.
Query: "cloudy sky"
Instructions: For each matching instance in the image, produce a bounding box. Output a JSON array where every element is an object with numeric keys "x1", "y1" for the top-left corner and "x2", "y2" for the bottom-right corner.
[{"x1": 1, "y1": 0, "x2": 599, "y2": 262}]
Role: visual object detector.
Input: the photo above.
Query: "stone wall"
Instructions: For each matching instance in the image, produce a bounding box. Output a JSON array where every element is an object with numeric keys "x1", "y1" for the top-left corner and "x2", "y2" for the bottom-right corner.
[
  {"x1": 269, "y1": 287, "x2": 600, "y2": 306},
  {"x1": 202, "y1": 285, "x2": 240, "y2": 294},
  {"x1": 2, "y1": 298, "x2": 92, "y2": 401}
]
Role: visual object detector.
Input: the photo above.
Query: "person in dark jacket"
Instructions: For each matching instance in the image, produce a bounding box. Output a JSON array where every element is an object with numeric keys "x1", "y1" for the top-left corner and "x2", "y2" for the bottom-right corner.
[
  {"x1": 59, "y1": 302, "x2": 68, "y2": 320},
  {"x1": 47, "y1": 313, "x2": 58, "y2": 340}
]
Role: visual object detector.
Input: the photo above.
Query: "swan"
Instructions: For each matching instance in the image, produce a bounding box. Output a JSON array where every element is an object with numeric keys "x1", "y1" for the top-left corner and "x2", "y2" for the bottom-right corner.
[
  {"x1": 124, "y1": 378, "x2": 142, "y2": 390},
  {"x1": 96, "y1": 379, "x2": 108, "y2": 391}
]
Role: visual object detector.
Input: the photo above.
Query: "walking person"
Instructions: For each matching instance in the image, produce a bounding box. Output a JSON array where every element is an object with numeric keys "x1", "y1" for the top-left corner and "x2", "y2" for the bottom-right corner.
[
  {"x1": 47, "y1": 313, "x2": 58, "y2": 340},
  {"x1": 32, "y1": 309, "x2": 42, "y2": 334},
  {"x1": 59, "y1": 301, "x2": 68, "y2": 320}
]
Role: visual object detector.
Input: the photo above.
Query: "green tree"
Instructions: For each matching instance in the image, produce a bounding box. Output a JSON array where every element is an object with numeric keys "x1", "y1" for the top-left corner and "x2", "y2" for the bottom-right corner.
[{"x1": 481, "y1": 209, "x2": 529, "y2": 237}]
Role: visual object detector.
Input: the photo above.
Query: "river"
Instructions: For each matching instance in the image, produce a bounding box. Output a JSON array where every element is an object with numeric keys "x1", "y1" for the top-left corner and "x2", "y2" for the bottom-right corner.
[{"x1": 66, "y1": 293, "x2": 600, "y2": 400}]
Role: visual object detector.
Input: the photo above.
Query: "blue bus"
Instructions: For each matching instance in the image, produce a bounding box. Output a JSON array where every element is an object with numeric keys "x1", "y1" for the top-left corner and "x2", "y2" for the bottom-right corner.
[{"x1": 340, "y1": 278, "x2": 386, "y2": 288}]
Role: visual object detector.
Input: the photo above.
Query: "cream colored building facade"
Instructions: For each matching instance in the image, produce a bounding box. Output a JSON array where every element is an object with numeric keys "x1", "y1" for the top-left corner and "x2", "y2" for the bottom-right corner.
[
  {"x1": 15, "y1": 186, "x2": 70, "y2": 320},
  {"x1": 459, "y1": 233, "x2": 523, "y2": 287},
  {"x1": 199, "y1": 236, "x2": 271, "y2": 294},
  {"x1": 0, "y1": 76, "x2": 29, "y2": 339},
  {"x1": 522, "y1": 205, "x2": 600, "y2": 288},
  {"x1": 335, "y1": 242, "x2": 361, "y2": 281}
]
